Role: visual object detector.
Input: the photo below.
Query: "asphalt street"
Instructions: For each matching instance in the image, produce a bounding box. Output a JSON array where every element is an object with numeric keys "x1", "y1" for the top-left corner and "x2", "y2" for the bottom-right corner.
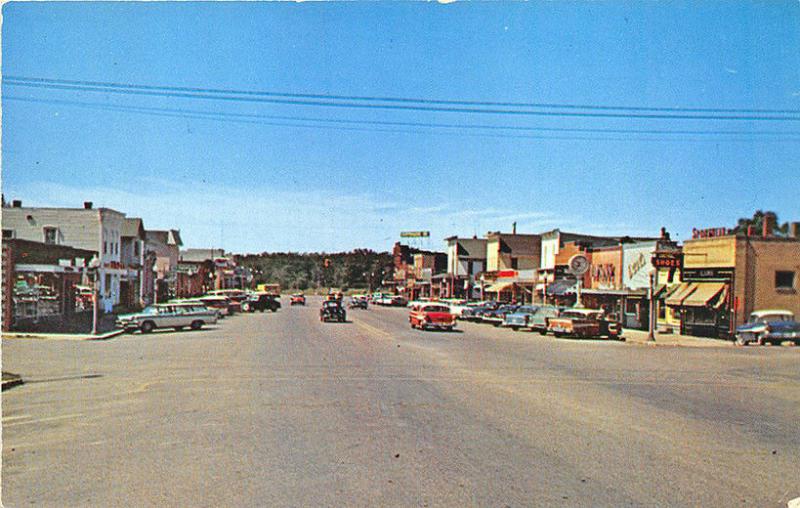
[{"x1": 3, "y1": 296, "x2": 799, "y2": 507}]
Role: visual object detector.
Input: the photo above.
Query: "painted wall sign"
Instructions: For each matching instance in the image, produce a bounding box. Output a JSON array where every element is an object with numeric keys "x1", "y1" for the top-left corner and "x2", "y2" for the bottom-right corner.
[
  {"x1": 622, "y1": 242, "x2": 656, "y2": 290},
  {"x1": 400, "y1": 231, "x2": 430, "y2": 238}
]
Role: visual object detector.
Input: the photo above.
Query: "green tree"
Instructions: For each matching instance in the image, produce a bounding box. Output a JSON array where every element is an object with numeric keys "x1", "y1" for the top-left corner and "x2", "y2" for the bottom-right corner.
[{"x1": 733, "y1": 210, "x2": 789, "y2": 237}]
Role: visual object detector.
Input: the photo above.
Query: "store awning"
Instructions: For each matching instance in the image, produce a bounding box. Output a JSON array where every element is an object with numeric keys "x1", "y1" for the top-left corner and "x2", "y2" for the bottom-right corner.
[
  {"x1": 665, "y1": 282, "x2": 697, "y2": 306},
  {"x1": 486, "y1": 282, "x2": 514, "y2": 293},
  {"x1": 682, "y1": 282, "x2": 726, "y2": 307},
  {"x1": 546, "y1": 279, "x2": 577, "y2": 296}
]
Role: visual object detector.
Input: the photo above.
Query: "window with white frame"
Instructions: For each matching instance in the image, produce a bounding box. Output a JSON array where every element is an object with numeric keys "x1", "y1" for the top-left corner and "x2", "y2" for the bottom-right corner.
[{"x1": 43, "y1": 227, "x2": 58, "y2": 245}]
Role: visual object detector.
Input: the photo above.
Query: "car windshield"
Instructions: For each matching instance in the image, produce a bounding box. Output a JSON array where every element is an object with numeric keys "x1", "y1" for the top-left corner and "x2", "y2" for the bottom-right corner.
[
  {"x1": 141, "y1": 306, "x2": 159, "y2": 315},
  {"x1": 752, "y1": 313, "x2": 791, "y2": 323}
]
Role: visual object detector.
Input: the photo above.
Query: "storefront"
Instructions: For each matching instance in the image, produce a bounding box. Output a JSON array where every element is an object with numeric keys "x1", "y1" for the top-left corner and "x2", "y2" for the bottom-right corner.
[
  {"x1": 665, "y1": 274, "x2": 731, "y2": 338},
  {"x1": 4, "y1": 239, "x2": 97, "y2": 332}
]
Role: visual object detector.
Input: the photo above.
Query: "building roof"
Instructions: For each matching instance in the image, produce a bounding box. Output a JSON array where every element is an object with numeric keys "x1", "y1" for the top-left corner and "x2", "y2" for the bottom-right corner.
[
  {"x1": 121, "y1": 218, "x2": 145, "y2": 239},
  {"x1": 180, "y1": 248, "x2": 226, "y2": 263},
  {"x1": 145, "y1": 229, "x2": 183, "y2": 246}
]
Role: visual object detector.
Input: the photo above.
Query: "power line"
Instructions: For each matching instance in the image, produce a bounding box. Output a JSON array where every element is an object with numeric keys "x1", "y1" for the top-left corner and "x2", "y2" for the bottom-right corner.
[
  {"x1": 6, "y1": 74, "x2": 799, "y2": 115},
  {"x1": 6, "y1": 95, "x2": 800, "y2": 143},
  {"x1": 4, "y1": 76, "x2": 800, "y2": 121}
]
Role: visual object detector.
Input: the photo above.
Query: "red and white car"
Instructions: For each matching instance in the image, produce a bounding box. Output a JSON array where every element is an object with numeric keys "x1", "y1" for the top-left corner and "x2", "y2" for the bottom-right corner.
[{"x1": 409, "y1": 303, "x2": 457, "y2": 331}]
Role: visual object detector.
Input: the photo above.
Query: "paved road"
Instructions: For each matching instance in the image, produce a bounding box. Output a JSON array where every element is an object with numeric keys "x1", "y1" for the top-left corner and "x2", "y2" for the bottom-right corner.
[{"x1": 3, "y1": 296, "x2": 799, "y2": 507}]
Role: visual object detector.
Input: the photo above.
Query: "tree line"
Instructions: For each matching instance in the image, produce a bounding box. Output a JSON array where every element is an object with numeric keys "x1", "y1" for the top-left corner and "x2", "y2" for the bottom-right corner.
[{"x1": 235, "y1": 249, "x2": 394, "y2": 292}]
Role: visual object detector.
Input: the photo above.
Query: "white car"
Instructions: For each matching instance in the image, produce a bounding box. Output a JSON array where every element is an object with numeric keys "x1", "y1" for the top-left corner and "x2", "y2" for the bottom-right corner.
[{"x1": 116, "y1": 303, "x2": 218, "y2": 333}]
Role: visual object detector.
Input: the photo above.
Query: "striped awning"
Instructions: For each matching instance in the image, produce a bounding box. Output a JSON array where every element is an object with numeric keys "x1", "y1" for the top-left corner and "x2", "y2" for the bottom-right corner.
[
  {"x1": 682, "y1": 282, "x2": 726, "y2": 307},
  {"x1": 486, "y1": 282, "x2": 514, "y2": 293},
  {"x1": 665, "y1": 282, "x2": 697, "y2": 306}
]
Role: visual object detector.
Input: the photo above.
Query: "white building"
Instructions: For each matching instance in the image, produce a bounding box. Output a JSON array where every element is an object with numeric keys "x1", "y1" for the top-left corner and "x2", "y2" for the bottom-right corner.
[{"x1": 3, "y1": 201, "x2": 126, "y2": 312}]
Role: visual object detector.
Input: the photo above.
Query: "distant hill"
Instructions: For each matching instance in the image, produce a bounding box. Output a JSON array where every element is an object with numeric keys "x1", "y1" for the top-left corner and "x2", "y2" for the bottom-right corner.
[{"x1": 235, "y1": 249, "x2": 393, "y2": 292}]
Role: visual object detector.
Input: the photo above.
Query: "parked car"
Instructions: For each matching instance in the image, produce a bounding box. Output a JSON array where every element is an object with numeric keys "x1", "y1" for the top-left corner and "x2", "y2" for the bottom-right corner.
[
  {"x1": 445, "y1": 300, "x2": 473, "y2": 318},
  {"x1": 482, "y1": 304, "x2": 521, "y2": 326},
  {"x1": 547, "y1": 308, "x2": 622, "y2": 339},
  {"x1": 116, "y1": 303, "x2": 218, "y2": 333},
  {"x1": 290, "y1": 293, "x2": 306, "y2": 306},
  {"x1": 461, "y1": 301, "x2": 500, "y2": 321},
  {"x1": 372, "y1": 294, "x2": 392, "y2": 306},
  {"x1": 528, "y1": 306, "x2": 563, "y2": 335},
  {"x1": 320, "y1": 300, "x2": 347, "y2": 323},
  {"x1": 244, "y1": 292, "x2": 281, "y2": 312},
  {"x1": 349, "y1": 295, "x2": 368, "y2": 309},
  {"x1": 735, "y1": 309, "x2": 800, "y2": 345},
  {"x1": 502, "y1": 306, "x2": 539, "y2": 330},
  {"x1": 192, "y1": 295, "x2": 232, "y2": 317},
  {"x1": 409, "y1": 303, "x2": 456, "y2": 331}
]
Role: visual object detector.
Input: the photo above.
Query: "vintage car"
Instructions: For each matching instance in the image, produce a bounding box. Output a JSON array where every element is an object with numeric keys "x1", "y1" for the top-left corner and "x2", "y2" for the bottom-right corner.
[
  {"x1": 528, "y1": 306, "x2": 563, "y2": 335},
  {"x1": 320, "y1": 300, "x2": 347, "y2": 323},
  {"x1": 116, "y1": 303, "x2": 218, "y2": 333},
  {"x1": 409, "y1": 303, "x2": 456, "y2": 331},
  {"x1": 290, "y1": 293, "x2": 306, "y2": 306},
  {"x1": 445, "y1": 300, "x2": 474, "y2": 318},
  {"x1": 461, "y1": 301, "x2": 500, "y2": 322},
  {"x1": 735, "y1": 310, "x2": 800, "y2": 345},
  {"x1": 190, "y1": 295, "x2": 232, "y2": 317},
  {"x1": 482, "y1": 304, "x2": 521, "y2": 326},
  {"x1": 243, "y1": 292, "x2": 281, "y2": 312},
  {"x1": 348, "y1": 295, "x2": 368, "y2": 309},
  {"x1": 547, "y1": 308, "x2": 622, "y2": 339},
  {"x1": 502, "y1": 306, "x2": 539, "y2": 330}
]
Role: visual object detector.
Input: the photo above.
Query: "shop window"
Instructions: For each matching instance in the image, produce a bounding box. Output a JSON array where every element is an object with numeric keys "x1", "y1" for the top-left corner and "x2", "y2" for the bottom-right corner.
[
  {"x1": 775, "y1": 271, "x2": 795, "y2": 291},
  {"x1": 2, "y1": 229, "x2": 14, "y2": 239},
  {"x1": 43, "y1": 227, "x2": 58, "y2": 245}
]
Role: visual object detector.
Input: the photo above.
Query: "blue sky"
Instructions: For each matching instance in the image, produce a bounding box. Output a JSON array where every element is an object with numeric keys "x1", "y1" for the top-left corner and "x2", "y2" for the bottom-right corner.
[{"x1": 3, "y1": 2, "x2": 799, "y2": 253}]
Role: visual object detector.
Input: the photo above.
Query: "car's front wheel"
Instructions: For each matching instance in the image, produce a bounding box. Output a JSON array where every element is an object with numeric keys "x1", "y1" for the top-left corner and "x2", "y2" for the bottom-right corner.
[{"x1": 140, "y1": 321, "x2": 155, "y2": 334}]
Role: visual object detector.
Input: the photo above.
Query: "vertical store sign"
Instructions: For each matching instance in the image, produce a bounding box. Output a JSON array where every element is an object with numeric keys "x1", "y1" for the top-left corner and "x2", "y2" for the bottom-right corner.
[{"x1": 622, "y1": 243, "x2": 656, "y2": 290}]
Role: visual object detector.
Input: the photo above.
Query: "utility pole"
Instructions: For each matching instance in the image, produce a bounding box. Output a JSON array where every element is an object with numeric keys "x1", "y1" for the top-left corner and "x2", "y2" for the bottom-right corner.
[{"x1": 647, "y1": 271, "x2": 656, "y2": 341}]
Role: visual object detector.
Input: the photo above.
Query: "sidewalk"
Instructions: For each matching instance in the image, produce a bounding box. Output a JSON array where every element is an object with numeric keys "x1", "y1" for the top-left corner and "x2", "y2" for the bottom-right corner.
[
  {"x1": 2, "y1": 329, "x2": 126, "y2": 341},
  {"x1": 622, "y1": 328, "x2": 733, "y2": 348}
]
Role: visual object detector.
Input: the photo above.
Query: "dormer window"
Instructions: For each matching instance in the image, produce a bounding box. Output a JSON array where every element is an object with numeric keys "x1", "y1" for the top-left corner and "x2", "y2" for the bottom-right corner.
[{"x1": 43, "y1": 227, "x2": 59, "y2": 245}]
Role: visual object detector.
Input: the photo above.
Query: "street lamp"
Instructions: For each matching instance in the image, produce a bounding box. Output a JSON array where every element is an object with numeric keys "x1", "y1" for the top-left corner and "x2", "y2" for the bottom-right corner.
[{"x1": 88, "y1": 256, "x2": 101, "y2": 335}]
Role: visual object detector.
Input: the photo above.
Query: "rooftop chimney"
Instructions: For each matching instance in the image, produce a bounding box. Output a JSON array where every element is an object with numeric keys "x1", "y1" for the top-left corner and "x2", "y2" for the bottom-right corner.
[
  {"x1": 84, "y1": 201, "x2": 93, "y2": 209},
  {"x1": 762, "y1": 213, "x2": 776, "y2": 238},
  {"x1": 12, "y1": 200, "x2": 22, "y2": 208},
  {"x1": 512, "y1": 222, "x2": 517, "y2": 234},
  {"x1": 790, "y1": 222, "x2": 800, "y2": 239}
]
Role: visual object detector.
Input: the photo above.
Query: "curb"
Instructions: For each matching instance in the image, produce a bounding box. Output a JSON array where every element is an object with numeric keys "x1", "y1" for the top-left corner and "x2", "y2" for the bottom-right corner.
[
  {"x1": 2, "y1": 372, "x2": 24, "y2": 391},
  {"x1": 84, "y1": 329, "x2": 127, "y2": 341},
  {"x1": 2, "y1": 329, "x2": 127, "y2": 341}
]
